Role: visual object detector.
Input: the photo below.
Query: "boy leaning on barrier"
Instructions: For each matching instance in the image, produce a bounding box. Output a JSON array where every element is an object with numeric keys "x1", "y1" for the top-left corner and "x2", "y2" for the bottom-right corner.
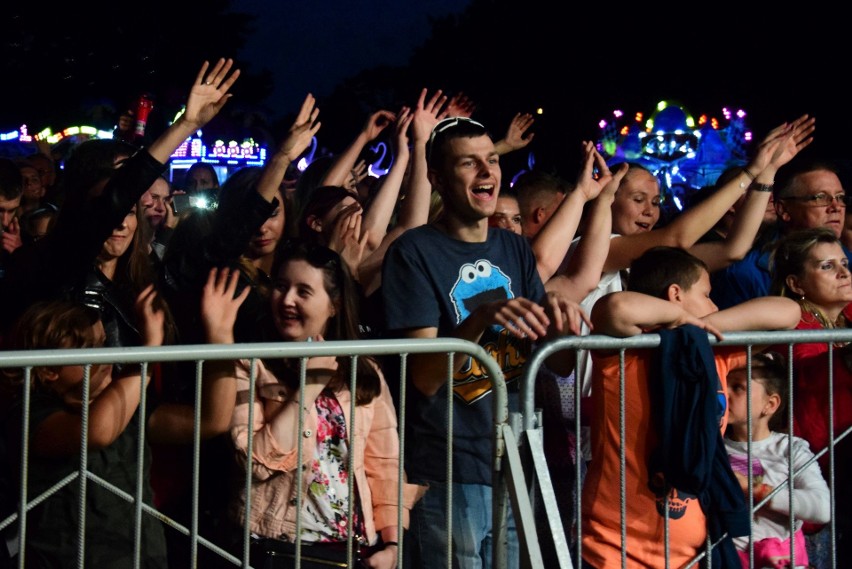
[
  {"x1": 381, "y1": 115, "x2": 587, "y2": 569},
  {"x1": 581, "y1": 246, "x2": 800, "y2": 569},
  {"x1": 2, "y1": 292, "x2": 168, "y2": 568}
]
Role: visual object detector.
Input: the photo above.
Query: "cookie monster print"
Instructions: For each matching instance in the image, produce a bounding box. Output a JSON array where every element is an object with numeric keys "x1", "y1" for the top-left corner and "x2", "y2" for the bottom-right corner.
[
  {"x1": 448, "y1": 259, "x2": 530, "y2": 404},
  {"x1": 449, "y1": 259, "x2": 513, "y2": 330}
]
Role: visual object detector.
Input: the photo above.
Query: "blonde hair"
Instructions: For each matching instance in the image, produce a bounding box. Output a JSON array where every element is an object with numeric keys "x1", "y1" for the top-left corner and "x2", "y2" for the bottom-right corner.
[{"x1": 769, "y1": 227, "x2": 845, "y2": 329}]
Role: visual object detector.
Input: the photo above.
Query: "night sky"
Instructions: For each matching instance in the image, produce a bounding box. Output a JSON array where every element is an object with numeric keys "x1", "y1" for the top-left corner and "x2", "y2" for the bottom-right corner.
[
  {"x1": 232, "y1": 0, "x2": 470, "y2": 115},
  {"x1": 2, "y1": 3, "x2": 849, "y2": 182}
]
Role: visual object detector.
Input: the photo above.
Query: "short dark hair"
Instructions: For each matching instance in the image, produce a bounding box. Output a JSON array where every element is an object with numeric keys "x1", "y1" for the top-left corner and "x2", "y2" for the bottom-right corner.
[
  {"x1": 514, "y1": 169, "x2": 568, "y2": 217},
  {"x1": 775, "y1": 157, "x2": 840, "y2": 199},
  {"x1": 628, "y1": 246, "x2": 708, "y2": 299},
  {"x1": 426, "y1": 117, "x2": 490, "y2": 169}
]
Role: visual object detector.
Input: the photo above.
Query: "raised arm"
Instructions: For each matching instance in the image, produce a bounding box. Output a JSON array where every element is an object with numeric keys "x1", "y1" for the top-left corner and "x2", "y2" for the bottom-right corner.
[
  {"x1": 147, "y1": 58, "x2": 240, "y2": 164},
  {"x1": 605, "y1": 123, "x2": 795, "y2": 273},
  {"x1": 546, "y1": 160, "x2": 627, "y2": 301},
  {"x1": 361, "y1": 106, "x2": 413, "y2": 250},
  {"x1": 147, "y1": 267, "x2": 249, "y2": 443},
  {"x1": 256, "y1": 93, "x2": 321, "y2": 203},
  {"x1": 320, "y1": 109, "x2": 397, "y2": 188},
  {"x1": 357, "y1": 108, "x2": 416, "y2": 295},
  {"x1": 532, "y1": 141, "x2": 608, "y2": 281},
  {"x1": 494, "y1": 112, "x2": 536, "y2": 156},
  {"x1": 438, "y1": 91, "x2": 476, "y2": 119},
  {"x1": 401, "y1": 88, "x2": 447, "y2": 230},
  {"x1": 689, "y1": 115, "x2": 815, "y2": 271}
]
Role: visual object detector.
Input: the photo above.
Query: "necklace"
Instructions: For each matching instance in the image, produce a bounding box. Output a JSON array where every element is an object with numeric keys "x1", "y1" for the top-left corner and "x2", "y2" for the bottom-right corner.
[{"x1": 799, "y1": 299, "x2": 850, "y2": 348}]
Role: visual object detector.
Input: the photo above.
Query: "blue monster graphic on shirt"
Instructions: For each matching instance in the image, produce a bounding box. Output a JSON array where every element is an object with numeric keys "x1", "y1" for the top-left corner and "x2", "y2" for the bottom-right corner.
[
  {"x1": 448, "y1": 259, "x2": 528, "y2": 404},
  {"x1": 450, "y1": 259, "x2": 513, "y2": 329}
]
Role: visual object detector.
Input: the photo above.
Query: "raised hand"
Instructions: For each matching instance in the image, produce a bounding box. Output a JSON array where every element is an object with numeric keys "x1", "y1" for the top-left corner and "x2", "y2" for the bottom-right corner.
[
  {"x1": 500, "y1": 112, "x2": 536, "y2": 153},
  {"x1": 768, "y1": 114, "x2": 815, "y2": 169},
  {"x1": 439, "y1": 91, "x2": 477, "y2": 119},
  {"x1": 362, "y1": 110, "x2": 397, "y2": 142},
  {"x1": 393, "y1": 106, "x2": 414, "y2": 155},
  {"x1": 278, "y1": 93, "x2": 321, "y2": 163},
  {"x1": 411, "y1": 88, "x2": 448, "y2": 144},
  {"x1": 1, "y1": 216, "x2": 22, "y2": 254},
  {"x1": 135, "y1": 284, "x2": 166, "y2": 347},
  {"x1": 573, "y1": 141, "x2": 612, "y2": 202},
  {"x1": 184, "y1": 58, "x2": 241, "y2": 129},
  {"x1": 328, "y1": 204, "x2": 370, "y2": 279},
  {"x1": 746, "y1": 114, "x2": 815, "y2": 179},
  {"x1": 148, "y1": 58, "x2": 240, "y2": 164},
  {"x1": 344, "y1": 159, "x2": 369, "y2": 192},
  {"x1": 201, "y1": 267, "x2": 250, "y2": 344}
]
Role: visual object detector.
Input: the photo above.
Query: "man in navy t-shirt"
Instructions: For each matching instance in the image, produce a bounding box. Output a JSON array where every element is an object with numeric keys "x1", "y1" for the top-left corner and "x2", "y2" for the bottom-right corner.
[{"x1": 382, "y1": 116, "x2": 585, "y2": 568}]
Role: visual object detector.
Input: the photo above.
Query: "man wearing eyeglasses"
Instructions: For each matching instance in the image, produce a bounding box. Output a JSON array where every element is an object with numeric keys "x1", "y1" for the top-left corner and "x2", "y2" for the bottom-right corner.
[
  {"x1": 712, "y1": 158, "x2": 850, "y2": 309},
  {"x1": 382, "y1": 116, "x2": 585, "y2": 568}
]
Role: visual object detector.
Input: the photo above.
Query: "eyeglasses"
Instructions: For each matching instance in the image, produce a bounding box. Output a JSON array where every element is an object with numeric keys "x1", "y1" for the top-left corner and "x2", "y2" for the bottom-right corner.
[
  {"x1": 426, "y1": 117, "x2": 486, "y2": 161},
  {"x1": 781, "y1": 193, "x2": 848, "y2": 207}
]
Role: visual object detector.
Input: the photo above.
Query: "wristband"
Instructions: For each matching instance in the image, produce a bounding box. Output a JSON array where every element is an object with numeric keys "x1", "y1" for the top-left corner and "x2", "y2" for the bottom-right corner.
[
  {"x1": 382, "y1": 541, "x2": 399, "y2": 549},
  {"x1": 750, "y1": 182, "x2": 774, "y2": 193},
  {"x1": 739, "y1": 167, "x2": 757, "y2": 190}
]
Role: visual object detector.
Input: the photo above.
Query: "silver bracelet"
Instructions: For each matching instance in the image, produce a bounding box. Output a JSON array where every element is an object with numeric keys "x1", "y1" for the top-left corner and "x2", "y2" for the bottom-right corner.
[{"x1": 749, "y1": 182, "x2": 774, "y2": 193}]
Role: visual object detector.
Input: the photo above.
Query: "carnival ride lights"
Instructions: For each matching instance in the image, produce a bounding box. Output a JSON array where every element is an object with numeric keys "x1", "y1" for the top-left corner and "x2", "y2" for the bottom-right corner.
[
  {"x1": 595, "y1": 100, "x2": 752, "y2": 219},
  {"x1": 0, "y1": 124, "x2": 113, "y2": 146}
]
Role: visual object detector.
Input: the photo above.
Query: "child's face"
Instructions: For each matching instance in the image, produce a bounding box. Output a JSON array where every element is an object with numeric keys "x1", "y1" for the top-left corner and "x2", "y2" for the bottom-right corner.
[
  {"x1": 726, "y1": 368, "x2": 772, "y2": 428},
  {"x1": 679, "y1": 269, "x2": 718, "y2": 318},
  {"x1": 44, "y1": 321, "x2": 113, "y2": 406}
]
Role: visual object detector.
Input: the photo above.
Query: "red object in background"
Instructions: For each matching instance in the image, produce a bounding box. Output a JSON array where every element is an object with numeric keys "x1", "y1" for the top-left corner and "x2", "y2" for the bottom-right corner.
[{"x1": 134, "y1": 94, "x2": 155, "y2": 139}]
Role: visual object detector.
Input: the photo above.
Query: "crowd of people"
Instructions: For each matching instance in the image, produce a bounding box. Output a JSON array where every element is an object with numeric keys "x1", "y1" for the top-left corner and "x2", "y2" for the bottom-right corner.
[{"x1": 0, "y1": 57, "x2": 848, "y2": 569}]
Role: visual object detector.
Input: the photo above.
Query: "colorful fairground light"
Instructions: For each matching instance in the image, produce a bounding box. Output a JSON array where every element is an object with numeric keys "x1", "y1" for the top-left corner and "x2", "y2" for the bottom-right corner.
[{"x1": 595, "y1": 100, "x2": 753, "y2": 222}]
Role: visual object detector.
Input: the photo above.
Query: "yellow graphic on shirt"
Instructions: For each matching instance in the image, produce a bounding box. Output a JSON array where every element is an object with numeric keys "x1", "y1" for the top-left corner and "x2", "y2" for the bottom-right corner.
[
  {"x1": 447, "y1": 258, "x2": 531, "y2": 404},
  {"x1": 452, "y1": 329, "x2": 530, "y2": 404}
]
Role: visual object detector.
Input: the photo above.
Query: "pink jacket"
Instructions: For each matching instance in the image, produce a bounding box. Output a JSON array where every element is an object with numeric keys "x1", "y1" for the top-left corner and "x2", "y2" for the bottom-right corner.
[{"x1": 229, "y1": 358, "x2": 426, "y2": 544}]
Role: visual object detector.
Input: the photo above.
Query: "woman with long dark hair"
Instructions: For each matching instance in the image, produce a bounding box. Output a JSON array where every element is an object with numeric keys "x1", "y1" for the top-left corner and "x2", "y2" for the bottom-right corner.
[{"x1": 219, "y1": 241, "x2": 424, "y2": 569}]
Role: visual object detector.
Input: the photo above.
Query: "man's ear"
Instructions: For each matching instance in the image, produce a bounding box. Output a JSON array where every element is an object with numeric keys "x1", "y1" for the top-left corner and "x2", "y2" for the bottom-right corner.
[
  {"x1": 775, "y1": 200, "x2": 791, "y2": 223},
  {"x1": 534, "y1": 206, "x2": 547, "y2": 225},
  {"x1": 666, "y1": 283, "x2": 683, "y2": 304},
  {"x1": 427, "y1": 168, "x2": 444, "y2": 193}
]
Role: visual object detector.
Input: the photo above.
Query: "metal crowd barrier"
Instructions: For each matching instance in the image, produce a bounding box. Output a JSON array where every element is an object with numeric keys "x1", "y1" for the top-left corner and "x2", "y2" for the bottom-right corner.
[
  {"x1": 0, "y1": 338, "x2": 541, "y2": 569},
  {"x1": 521, "y1": 329, "x2": 852, "y2": 569}
]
